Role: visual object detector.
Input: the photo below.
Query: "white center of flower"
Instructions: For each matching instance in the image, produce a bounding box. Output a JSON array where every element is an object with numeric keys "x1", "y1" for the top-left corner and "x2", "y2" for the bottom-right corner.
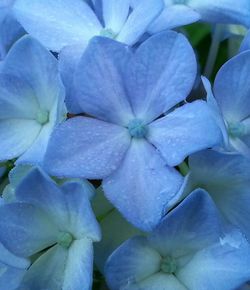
[
  {"x1": 100, "y1": 28, "x2": 117, "y2": 39},
  {"x1": 127, "y1": 119, "x2": 148, "y2": 138},
  {"x1": 36, "y1": 109, "x2": 49, "y2": 125},
  {"x1": 57, "y1": 232, "x2": 74, "y2": 249},
  {"x1": 160, "y1": 256, "x2": 177, "y2": 274}
]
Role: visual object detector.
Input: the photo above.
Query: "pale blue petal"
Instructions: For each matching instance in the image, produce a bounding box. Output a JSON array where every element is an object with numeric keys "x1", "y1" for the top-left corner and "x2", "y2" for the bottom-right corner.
[
  {"x1": 230, "y1": 137, "x2": 250, "y2": 159},
  {"x1": 149, "y1": 189, "x2": 224, "y2": 258},
  {"x1": 189, "y1": 150, "x2": 250, "y2": 239},
  {"x1": 3, "y1": 35, "x2": 65, "y2": 111},
  {"x1": 105, "y1": 236, "x2": 162, "y2": 290},
  {"x1": 0, "y1": 202, "x2": 59, "y2": 257},
  {"x1": 177, "y1": 230, "x2": 250, "y2": 290},
  {"x1": 117, "y1": 0, "x2": 163, "y2": 45},
  {"x1": 74, "y1": 37, "x2": 134, "y2": 125},
  {"x1": 93, "y1": 188, "x2": 141, "y2": 272},
  {"x1": 44, "y1": 117, "x2": 130, "y2": 179},
  {"x1": 148, "y1": 5, "x2": 200, "y2": 33},
  {"x1": 102, "y1": 0, "x2": 130, "y2": 34},
  {"x1": 0, "y1": 119, "x2": 41, "y2": 162},
  {"x1": 59, "y1": 43, "x2": 87, "y2": 113},
  {"x1": 190, "y1": 0, "x2": 250, "y2": 26},
  {"x1": 103, "y1": 139, "x2": 183, "y2": 231},
  {"x1": 62, "y1": 239, "x2": 94, "y2": 290},
  {"x1": 214, "y1": 50, "x2": 250, "y2": 122},
  {"x1": 16, "y1": 168, "x2": 101, "y2": 241},
  {"x1": 148, "y1": 100, "x2": 223, "y2": 167},
  {"x1": 125, "y1": 31, "x2": 197, "y2": 122},
  {"x1": 19, "y1": 245, "x2": 68, "y2": 290},
  {"x1": 13, "y1": 0, "x2": 102, "y2": 51},
  {"x1": 0, "y1": 243, "x2": 29, "y2": 290}
]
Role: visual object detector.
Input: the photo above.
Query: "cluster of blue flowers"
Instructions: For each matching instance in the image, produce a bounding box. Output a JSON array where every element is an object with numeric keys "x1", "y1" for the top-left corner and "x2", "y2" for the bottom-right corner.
[{"x1": 0, "y1": 0, "x2": 250, "y2": 289}]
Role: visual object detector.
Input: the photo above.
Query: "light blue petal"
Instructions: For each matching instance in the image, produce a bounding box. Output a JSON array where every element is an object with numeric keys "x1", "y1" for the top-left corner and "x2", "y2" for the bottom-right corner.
[
  {"x1": 0, "y1": 119, "x2": 41, "y2": 162},
  {"x1": 149, "y1": 189, "x2": 224, "y2": 258},
  {"x1": 74, "y1": 37, "x2": 134, "y2": 125},
  {"x1": 59, "y1": 44, "x2": 87, "y2": 114},
  {"x1": 2, "y1": 35, "x2": 65, "y2": 111},
  {"x1": 0, "y1": 74, "x2": 38, "y2": 119},
  {"x1": 148, "y1": 100, "x2": 223, "y2": 167},
  {"x1": 62, "y1": 239, "x2": 94, "y2": 290},
  {"x1": 44, "y1": 117, "x2": 130, "y2": 179},
  {"x1": 177, "y1": 229, "x2": 250, "y2": 290},
  {"x1": 19, "y1": 245, "x2": 68, "y2": 290},
  {"x1": 0, "y1": 243, "x2": 29, "y2": 290},
  {"x1": 16, "y1": 168, "x2": 101, "y2": 241},
  {"x1": 190, "y1": 0, "x2": 250, "y2": 26},
  {"x1": 189, "y1": 150, "x2": 250, "y2": 239},
  {"x1": 125, "y1": 31, "x2": 197, "y2": 123},
  {"x1": 93, "y1": 188, "x2": 141, "y2": 273},
  {"x1": 0, "y1": 202, "x2": 59, "y2": 257},
  {"x1": 230, "y1": 137, "x2": 250, "y2": 159},
  {"x1": 102, "y1": 0, "x2": 130, "y2": 34},
  {"x1": 103, "y1": 139, "x2": 183, "y2": 231},
  {"x1": 117, "y1": 0, "x2": 163, "y2": 45},
  {"x1": 148, "y1": 5, "x2": 200, "y2": 33},
  {"x1": 13, "y1": 0, "x2": 102, "y2": 51},
  {"x1": 214, "y1": 50, "x2": 250, "y2": 122},
  {"x1": 105, "y1": 236, "x2": 162, "y2": 290}
]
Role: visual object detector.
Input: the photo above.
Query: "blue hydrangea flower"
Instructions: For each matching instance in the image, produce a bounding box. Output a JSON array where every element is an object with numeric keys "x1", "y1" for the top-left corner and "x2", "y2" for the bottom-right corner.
[
  {"x1": 13, "y1": 0, "x2": 164, "y2": 112},
  {"x1": 203, "y1": 50, "x2": 250, "y2": 158},
  {"x1": 177, "y1": 149, "x2": 250, "y2": 240},
  {"x1": 0, "y1": 168, "x2": 101, "y2": 290},
  {"x1": 0, "y1": 242, "x2": 30, "y2": 290},
  {"x1": 0, "y1": 36, "x2": 66, "y2": 165},
  {"x1": 44, "y1": 31, "x2": 223, "y2": 231},
  {"x1": 105, "y1": 189, "x2": 250, "y2": 290},
  {"x1": 132, "y1": 0, "x2": 250, "y2": 33}
]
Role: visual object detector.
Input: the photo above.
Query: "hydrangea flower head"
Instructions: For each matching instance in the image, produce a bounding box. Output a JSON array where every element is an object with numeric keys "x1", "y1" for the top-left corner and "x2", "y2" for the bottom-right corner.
[
  {"x1": 45, "y1": 31, "x2": 223, "y2": 231},
  {"x1": 105, "y1": 190, "x2": 250, "y2": 290},
  {"x1": 0, "y1": 168, "x2": 101, "y2": 290},
  {"x1": 0, "y1": 36, "x2": 66, "y2": 165}
]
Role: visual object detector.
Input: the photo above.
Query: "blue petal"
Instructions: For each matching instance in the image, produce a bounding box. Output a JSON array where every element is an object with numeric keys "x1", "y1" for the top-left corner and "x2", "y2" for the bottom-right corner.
[
  {"x1": 177, "y1": 229, "x2": 250, "y2": 290},
  {"x1": 16, "y1": 168, "x2": 101, "y2": 241},
  {"x1": 105, "y1": 236, "x2": 162, "y2": 290},
  {"x1": 125, "y1": 31, "x2": 197, "y2": 123},
  {"x1": 102, "y1": 0, "x2": 130, "y2": 34},
  {"x1": 214, "y1": 50, "x2": 250, "y2": 122},
  {"x1": 13, "y1": 0, "x2": 101, "y2": 51},
  {"x1": 149, "y1": 189, "x2": 224, "y2": 258},
  {"x1": 103, "y1": 139, "x2": 183, "y2": 231},
  {"x1": 117, "y1": 0, "x2": 163, "y2": 45},
  {"x1": 0, "y1": 202, "x2": 59, "y2": 257},
  {"x1": 44, "y1": 117, "x2": 130, "y2": 179},
  {"x1": 240, "y1": 30, "x2": 250, "y2": 52},
  {"x1": 74, "y1": 37, "x2": 134, "y2": 125},
  {"x1": 148, "y1": 5, "x2": 200, "y2": 33},
  {"x1": 0, "y1": 119, "x2": 41, "y2": 162},
  {"x1": 188, "y1": 150, "x2": 250, "y2": 240},
  {"x1": 62, "y1": 239, "x2": 94, "y2": 290},
  {"x1": 19, "y1": 245, "x2": 68, "y2": 290},
  {"x1": 190, "y1": 0, "x2": 250, "y2": 26},
  {"x1": 148, "y1": 100, "x2": 223, "y2": 166},
  {"x1": 2, "y1": 35, "x2": 65, "y2": 111}
]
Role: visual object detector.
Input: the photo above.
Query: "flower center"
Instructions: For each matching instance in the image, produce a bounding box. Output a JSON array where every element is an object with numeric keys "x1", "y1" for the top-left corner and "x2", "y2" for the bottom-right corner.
[
  {"x1": 57, "y1": 232, "x2": 74, "y2": 249},
  {"x1": 36, "y1": 109, "x2": 49, "y2": 125},
  {"x1": 160, "y1": 256, "x2": 177, "y2": 274},
  {"x1": 100, "y1": 28, "x2": 117, "y2": 39},
  {"x1": 127, "y1": 119, "x2": 148, "y2": 138},
  {"x1": 227, "y1": 121, "x2": 248, "y2": 138}
]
